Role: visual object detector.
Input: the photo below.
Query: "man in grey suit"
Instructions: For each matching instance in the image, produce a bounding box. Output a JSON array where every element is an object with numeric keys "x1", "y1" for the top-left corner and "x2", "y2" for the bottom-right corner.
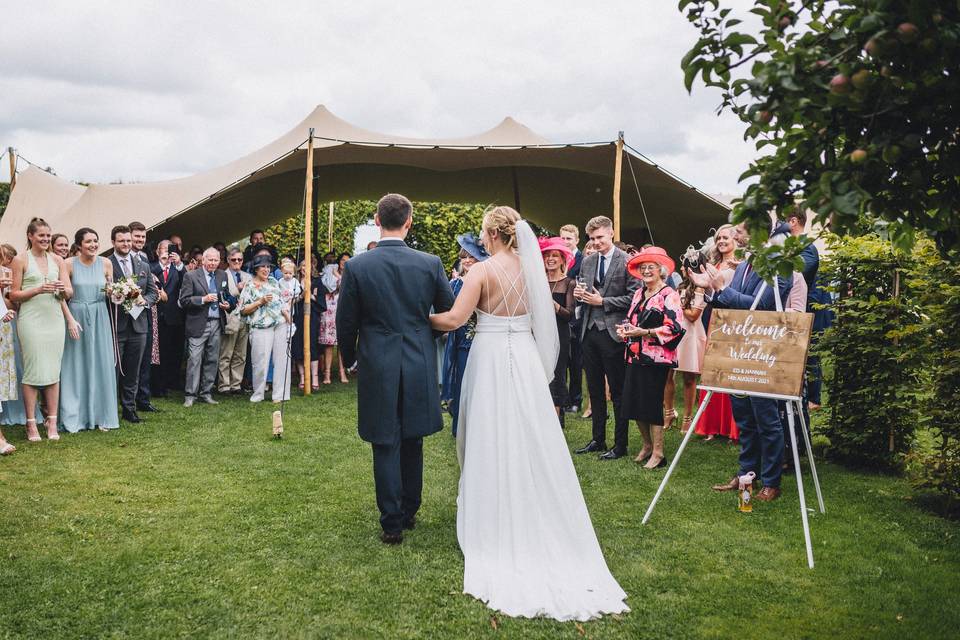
[
  {"x1": 337, "y1": 193, "x2": 455, "y2": 545},
  {"x1": 109, "y1": 225, "x2": 160, "y2": 424},
  {"x1": 573, "y1": 216, "x2": 639, "y2": 460},
  {"x1": 179, "y1": 248, "x2": 234, "y2": 407}
]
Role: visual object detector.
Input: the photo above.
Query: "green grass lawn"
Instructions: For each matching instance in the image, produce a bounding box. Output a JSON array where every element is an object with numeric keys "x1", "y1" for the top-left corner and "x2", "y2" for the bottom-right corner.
[{"x1": 1, "y1": 381, "x2": 959, "y2": 639}]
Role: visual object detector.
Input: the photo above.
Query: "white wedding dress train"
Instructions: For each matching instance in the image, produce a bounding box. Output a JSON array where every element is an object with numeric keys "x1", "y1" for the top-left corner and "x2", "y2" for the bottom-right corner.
[{"x1": 456, "y1": 310, "x2": 629, "y2": 621}]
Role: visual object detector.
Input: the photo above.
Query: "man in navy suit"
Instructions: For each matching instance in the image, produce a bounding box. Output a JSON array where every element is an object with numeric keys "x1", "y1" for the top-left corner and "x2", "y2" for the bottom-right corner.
[
  {"x1": 337, "y1": 193, "x2": 455, "y2": 544},
  {"x1": 691, "y1": 256, "x2": 792, "y2": 502},
  {"x1": 151, "y1": 240, "x2": 184, "y2": 396}
]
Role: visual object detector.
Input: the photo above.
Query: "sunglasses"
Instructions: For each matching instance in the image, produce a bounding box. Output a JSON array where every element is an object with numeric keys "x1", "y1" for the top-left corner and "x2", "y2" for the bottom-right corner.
[{"x1": 228, "y1": 258, "x2": 243, "y2": 263}]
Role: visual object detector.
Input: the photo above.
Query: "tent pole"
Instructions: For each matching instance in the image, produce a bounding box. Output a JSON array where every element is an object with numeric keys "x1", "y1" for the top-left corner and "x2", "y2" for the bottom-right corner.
[
  {"x1": 327, "y1": 201, "x2": 335, "y2": 251},
  {"x1": 613, "y1": 133, "x2": 624, "y2": 241},
  {"x1": 511, "y1": 167, "x2": 521, "y2": 213},
  {"x1": 7, "y1": 148, "x2": 15, "y2": 192},
  {"x1": 303, "y1": 129, "x2": 315, "y2": 396}
]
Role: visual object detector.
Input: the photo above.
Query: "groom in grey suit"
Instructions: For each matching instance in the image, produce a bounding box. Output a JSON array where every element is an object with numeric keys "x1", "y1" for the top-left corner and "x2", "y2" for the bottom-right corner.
[
  {"x1": 110, "y1": 225, "x2": 159, "y2": 423},
  {"x1": 337, "y1": 193, "x2": 455, "y2": 544}
]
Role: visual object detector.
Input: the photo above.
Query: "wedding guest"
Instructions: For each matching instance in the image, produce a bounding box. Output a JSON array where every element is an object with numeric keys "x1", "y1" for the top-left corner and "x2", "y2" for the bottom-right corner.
[
  {"x1": 241, "y1": 229, "x2": 266, "y2": 269},
  {"x1": 152, "y1": 241, "x2": 184, "y2": 396},
  {"x1": 573, "y1": 216, "x2": 638, "y2": 460},
  {"x1": 214, "y1": 241, "x2": 228, "y2": 270},
  {"x1": 292, "y1": 258, "x2": 326, "y2": 390},
  {"x1": 179, "y1": 248, "x2": 233, "y2": 407},
  {"x1": 540, "y1": 237, "x2": 575, "y2": 427},
  {"x1": 129, "y1": 221, "x2": 160, "y2": 413},
  {"x1": 440, "y1": 233, "x2": 488, "y2": 435},
  {"x1": 59, "y1": 228, "x2": 119, "y2": 432},
  {"x1": 51, "y1": 233, "x2": 70, "y2": 259},
  {"x1": 618, "y1": 247, "x2": 683, "y2": 468},
  {"x1": 9, "y1": 217, "x2": 71, "y2": 440},
  {"x1": 217, "y1": 248, "x2": 252, "y2": 394},
  {"x1": 319, "y1": 255, "x2": 348, "y2": 384},
  {"x1": 68, "y1": 243, "x2": 80, "y2": 257},
  {"x1": 168, "y1": 234, "x2": 184, "y2": 254},
  {"x1": 240, "y1": 255, "x2": 293, "y2": 402},
  {"x1": 674, "y1": 267, "x2": 707, "y2": 433},
  {"x1": 0, "y1": 260, "x2": 17, "y2": 452},
  {"x1": 695, "y1": 224, "x2": 742, "y2": 441},
  {"x1": 559, "y1": 224, "x2": 584, "y2": 414},
  {"x1": 573, "y1": 240, "x2": 610, "y2": 418},
  {"x1": 0, "y1": 243, "x2": 38, "y2": 429},
  {"x1": 691, "y1": 237, "x2": 792, "y2": 502},
  {"x1": 109, "y1": 225, "x2": 158, "y2": 423},
  {"x1": 366, "y1": 240, "x2": 378, "y2": 251}
]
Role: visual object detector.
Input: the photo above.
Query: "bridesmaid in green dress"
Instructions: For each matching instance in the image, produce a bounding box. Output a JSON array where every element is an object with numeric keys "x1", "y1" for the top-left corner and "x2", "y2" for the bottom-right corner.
[
  {"x1": 9, "y1": 217, "x2": 70, "y2": 442},
  {"x1": 60, "y1": 228, "x2": 119, "y2": 432}
]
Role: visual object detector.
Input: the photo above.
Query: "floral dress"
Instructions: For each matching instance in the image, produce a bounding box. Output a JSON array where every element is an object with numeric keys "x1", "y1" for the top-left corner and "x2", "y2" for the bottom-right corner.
[{"x1": 0, "y1": 295, "x2": 18, "y2": 402}]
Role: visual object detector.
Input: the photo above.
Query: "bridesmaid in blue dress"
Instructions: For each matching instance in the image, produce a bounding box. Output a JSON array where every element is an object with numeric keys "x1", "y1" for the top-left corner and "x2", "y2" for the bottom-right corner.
[{"x1": 59, "y1": 228, "x2": 119, "y2": 432}]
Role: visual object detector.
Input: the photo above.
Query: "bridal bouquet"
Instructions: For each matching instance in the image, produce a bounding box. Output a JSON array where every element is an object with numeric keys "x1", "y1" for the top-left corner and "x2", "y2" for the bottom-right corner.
[{"x1": 104, "y1": 276, "x2": 143, "y2": 312}]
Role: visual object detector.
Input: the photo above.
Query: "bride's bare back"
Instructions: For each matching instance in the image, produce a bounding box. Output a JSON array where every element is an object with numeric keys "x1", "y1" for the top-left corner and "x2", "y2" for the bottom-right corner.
[
  {"x1": 476, "y1": 253, "x2": 528, "y2": 317},
  {"x1": 429, "y1": 251, "x2": 527, "y2": 331}
]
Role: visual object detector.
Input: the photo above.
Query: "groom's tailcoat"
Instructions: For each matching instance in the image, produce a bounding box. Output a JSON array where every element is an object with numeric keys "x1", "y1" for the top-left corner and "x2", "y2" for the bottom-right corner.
[{"x1": 336, "y1": 238, "x2": 455, "y2": 445}]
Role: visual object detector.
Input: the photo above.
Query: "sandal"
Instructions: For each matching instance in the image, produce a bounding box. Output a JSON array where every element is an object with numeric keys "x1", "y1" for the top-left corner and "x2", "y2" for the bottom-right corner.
[
  {"x1": 663, "y1": 407, "x2": 678, "y2": 430},
  {"x1": 680, "y1": 416, "x2": 693, "y2": 434},
  {"x1": 25, "y1": 418, "x2": 42, "y2": 442},
  {"x1": 0, "y1": 440, "x2": 15, "y2": 455},
  {"x1": 581, "y1": 408, "x2": 592, "y2": 419},
  {"x1": 45, "y1": 416, "x2": 60, "y2": 441}
]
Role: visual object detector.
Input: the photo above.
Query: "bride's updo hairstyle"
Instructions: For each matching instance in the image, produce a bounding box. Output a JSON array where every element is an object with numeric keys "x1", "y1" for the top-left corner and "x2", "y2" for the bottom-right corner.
[{"x1": 482, "y1": 206, "x2": 521, "y2": 251}]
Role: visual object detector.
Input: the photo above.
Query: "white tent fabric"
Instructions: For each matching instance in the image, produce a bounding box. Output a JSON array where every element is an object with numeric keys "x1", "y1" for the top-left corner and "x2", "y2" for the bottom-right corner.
[{"x1": 1, "y1": 105, "x2": 729, "y2": 256}]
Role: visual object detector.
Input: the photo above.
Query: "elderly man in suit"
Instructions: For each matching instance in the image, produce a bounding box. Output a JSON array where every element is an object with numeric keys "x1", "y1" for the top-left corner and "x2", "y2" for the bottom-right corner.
[
  {"x1": 573, "y1": 215, "x2": 639, "y2": 460},
  {"x1": 179, "y1": 247, "x2": 234, "y2": 407},
  {"x1": 110, "y1": 225, "x2": 160, "y2": 423},
  {"x1": 337, "y1": 193, "x2": 455, "y2": 545},
  {"x1": 218, "y1": 247, "x2": 252, "y2": 394},
  {"x1": 691, "y1": 249, "x2": 793, "y2": 501}
]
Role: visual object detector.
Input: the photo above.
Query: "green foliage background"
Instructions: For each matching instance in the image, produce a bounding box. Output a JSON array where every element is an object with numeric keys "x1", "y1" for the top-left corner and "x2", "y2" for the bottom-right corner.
[
  {"x1": 263, "y1": 200, "x2": 489, "y2": 271},
  {"x1": 0, "y1": 181, "x2": 9, "y2": 217}
]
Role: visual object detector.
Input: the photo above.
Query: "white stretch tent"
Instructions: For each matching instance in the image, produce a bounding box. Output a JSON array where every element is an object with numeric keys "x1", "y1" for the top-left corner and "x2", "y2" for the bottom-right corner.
[{"x1": 1, "y1": 105, "x2": 729, "y2": 255}]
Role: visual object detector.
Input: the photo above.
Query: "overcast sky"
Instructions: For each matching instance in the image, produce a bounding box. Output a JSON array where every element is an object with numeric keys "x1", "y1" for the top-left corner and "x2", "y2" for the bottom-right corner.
[{"x1": 1, "y1": 0, "x2": 756, "y2": 197}]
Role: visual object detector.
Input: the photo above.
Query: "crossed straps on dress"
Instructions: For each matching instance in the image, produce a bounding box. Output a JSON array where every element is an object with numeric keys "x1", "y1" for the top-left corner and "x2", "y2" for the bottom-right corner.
[{"x1": 480, "y1": 258, "x2": 528, "y2": 318}]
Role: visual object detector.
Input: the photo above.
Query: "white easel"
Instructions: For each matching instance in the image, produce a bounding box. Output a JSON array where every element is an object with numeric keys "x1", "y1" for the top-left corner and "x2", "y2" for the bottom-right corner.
[{"x1": 642, "y1": 277, "x2": 825, "y2": 569}]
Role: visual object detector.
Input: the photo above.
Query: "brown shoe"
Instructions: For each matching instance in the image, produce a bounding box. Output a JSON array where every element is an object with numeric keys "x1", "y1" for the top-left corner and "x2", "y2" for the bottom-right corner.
[
  {"x1": 756, "y1": 487, "x2": 781, "y2": 502},
  {"x1": 712, "y1": 476, "x2": 740, "y2": 492}
]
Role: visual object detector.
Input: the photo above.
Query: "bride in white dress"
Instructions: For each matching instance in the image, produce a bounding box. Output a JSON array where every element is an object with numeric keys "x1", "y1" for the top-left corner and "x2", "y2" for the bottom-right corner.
[{"x1": 430, "y1": 206, "x2": 628, "y2": 622}]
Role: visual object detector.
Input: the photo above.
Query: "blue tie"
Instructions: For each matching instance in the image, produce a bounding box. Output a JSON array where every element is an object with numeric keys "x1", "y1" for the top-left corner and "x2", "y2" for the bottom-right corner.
[
  {"x1": 207, "y1": 272, "x2": 219, "y2": 318},
  {"x1": 598, "y1": 255, "x2": 606, "y2": 286}
]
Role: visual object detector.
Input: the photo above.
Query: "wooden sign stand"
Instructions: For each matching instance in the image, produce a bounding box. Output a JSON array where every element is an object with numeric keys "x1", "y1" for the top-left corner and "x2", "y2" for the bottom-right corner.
[{"x1": 642, "y1": 277, "x2": 824, "y2": 569}]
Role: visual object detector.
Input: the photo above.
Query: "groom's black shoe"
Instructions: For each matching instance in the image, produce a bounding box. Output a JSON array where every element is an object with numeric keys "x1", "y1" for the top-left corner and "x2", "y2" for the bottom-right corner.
[
  {"x1": 599, "y1": 448, "x2": 626, "y2": 460},
  {"x1": 402, "y1": 517, "x2": 416, "y2": 531},
  {"x1": 575, "y1": 440, "x2": 605, "y2": 454},
  {"x1": 380, "y1": 531, "x2": 404, "y2": 545}
]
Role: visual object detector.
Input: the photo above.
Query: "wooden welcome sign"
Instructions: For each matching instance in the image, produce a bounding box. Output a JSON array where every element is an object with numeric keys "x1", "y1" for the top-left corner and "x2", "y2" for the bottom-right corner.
[{"x1": 699, "y1": 309, "x2": 814, "y2": 400}]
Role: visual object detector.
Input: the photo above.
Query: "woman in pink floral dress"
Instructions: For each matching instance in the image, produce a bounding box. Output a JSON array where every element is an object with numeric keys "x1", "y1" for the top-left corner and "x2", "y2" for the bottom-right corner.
[{"x1": 617, "y1": 247, "x2": 684, "y2": 469}]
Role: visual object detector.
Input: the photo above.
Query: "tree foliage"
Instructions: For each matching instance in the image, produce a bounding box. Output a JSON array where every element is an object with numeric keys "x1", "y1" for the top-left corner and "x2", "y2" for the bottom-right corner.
[
  {"x1": 816, "y1": 234, "x2": 925, "y2": 470},
  {"x1": 0, "y1": 182, "x2": 9, "y2": 218},
  {"x1": 679, "y1": 0, "x2": 960, "y2": 279},
  {"x1": 263, "y1": 200, "x2": 488, "y2": 271},
  {"x1": 908, "y1": 242, "x2": 960, "y2": 505}
]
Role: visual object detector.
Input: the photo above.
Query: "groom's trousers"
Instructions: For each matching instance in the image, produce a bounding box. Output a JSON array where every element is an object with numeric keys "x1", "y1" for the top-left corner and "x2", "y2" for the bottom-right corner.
[{"x1": 372, "y1": 432, "x2": 424, "y2": 534}]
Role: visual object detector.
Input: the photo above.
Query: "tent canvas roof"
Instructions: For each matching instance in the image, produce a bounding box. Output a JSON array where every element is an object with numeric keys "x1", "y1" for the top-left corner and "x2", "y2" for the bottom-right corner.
[{"x1": 1, "y1": 105, "x2": 729, "y2": 256}]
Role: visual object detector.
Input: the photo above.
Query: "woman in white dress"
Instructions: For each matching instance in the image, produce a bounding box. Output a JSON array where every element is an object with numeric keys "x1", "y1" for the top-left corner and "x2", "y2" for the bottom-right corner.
[{"x1": 430, "y1": 206, "x2": 628, "y2": 622}]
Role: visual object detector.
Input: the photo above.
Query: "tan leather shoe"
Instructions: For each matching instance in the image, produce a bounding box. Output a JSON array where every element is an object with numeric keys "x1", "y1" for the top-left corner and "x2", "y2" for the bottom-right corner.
[
  {"x1": 756, "y1": 487, "x2": 782, "y2": 502},
  {"x1": 712, "y1": 476, "x2": 740, "y2": 492}
]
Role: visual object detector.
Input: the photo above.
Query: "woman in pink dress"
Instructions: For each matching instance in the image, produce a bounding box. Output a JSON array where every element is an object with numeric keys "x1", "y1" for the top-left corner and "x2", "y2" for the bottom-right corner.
[
  {"x1": 319, "y1": 253, "x2": 351, "y2": 384},
  {"x1": 674, "y1": 269, "x2": 706, "y2": 433},
  {"x1": 695, "y1": 224, "x2": 741, "y2": 441}
]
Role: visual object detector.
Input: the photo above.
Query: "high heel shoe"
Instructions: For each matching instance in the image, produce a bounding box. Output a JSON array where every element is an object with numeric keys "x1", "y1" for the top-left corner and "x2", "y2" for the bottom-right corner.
[
  {"x1": 45, "y1": 416, "x2": 60, "y2": 441},
  {"x1": 680, "y1": 416, "x2": 693, "y2": 434},
  {"x1": 634, "y1": 449, "x2": 652, "y2": 464},
  {"x1": 663, "y1": 406, "x2": 677, "y2": 430},
  {"x1": 25, "y1": 418, "x2": 42, "y2": 442}
]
